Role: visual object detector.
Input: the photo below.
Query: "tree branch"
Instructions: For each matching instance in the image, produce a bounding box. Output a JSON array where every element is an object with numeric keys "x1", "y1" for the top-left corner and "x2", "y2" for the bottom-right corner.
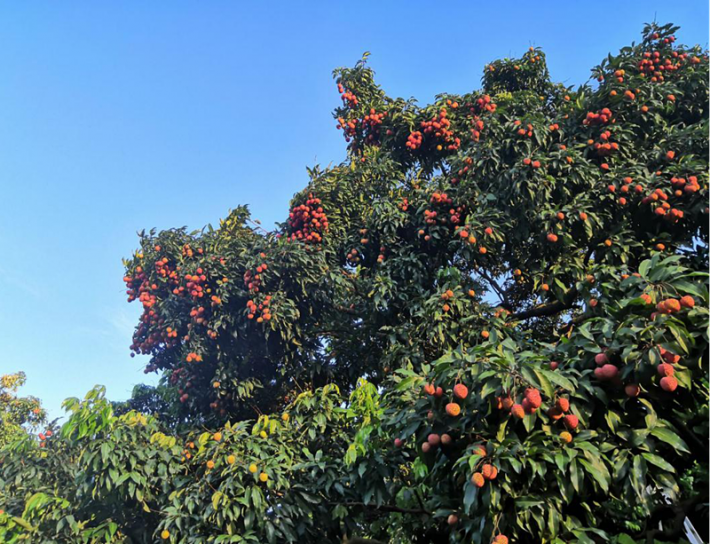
[
  {"x1": 336, "y1": 305, "x2": 360, "y2": 316},
  {"x1": 511, "y1": 288, "x2": 578, "y2": 320},
  {"x1": 477, "y1": 270, "x2": 511, "y2": 310}
]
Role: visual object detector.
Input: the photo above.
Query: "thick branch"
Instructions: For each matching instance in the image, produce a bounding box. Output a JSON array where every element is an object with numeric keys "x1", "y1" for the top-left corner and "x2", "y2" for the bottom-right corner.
[
  {"x1": 558, "y1": 312, "x2": 588, "y2": 335},
  {"x1": 511, "y1": 288, "x2": 578, "y2": 320},
  {"x1": 336, "y1": 305, "x2": 360, "y2": 316}
]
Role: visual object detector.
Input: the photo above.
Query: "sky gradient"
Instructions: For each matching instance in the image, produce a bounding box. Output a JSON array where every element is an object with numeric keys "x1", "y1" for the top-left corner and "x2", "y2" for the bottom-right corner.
[{"x1": 1, "y1": 2, "x2": 707, "y2": 421}]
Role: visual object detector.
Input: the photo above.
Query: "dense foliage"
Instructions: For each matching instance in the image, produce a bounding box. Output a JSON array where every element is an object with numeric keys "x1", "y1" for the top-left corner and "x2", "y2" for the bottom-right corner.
[{"x1": 1, "y1": 22, "x2": 708, "y2": 543}]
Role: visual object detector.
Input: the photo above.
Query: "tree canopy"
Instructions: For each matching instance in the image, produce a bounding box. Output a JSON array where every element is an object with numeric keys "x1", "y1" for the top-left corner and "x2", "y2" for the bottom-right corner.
[{"x1": 1, "y1": 22, "x2": 708, "y2": 544}]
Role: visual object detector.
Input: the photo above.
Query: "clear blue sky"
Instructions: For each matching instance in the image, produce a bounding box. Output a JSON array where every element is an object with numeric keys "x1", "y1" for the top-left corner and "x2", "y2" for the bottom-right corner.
[{"x1": 1, "y1": 2, "x2": 707, "y2": 421}]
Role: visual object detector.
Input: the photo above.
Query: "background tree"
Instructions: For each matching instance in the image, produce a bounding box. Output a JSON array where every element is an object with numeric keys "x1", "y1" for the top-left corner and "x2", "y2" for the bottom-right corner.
[
  {"x1": 1, "y1": 22, "x2": 708, "y2": 543},
  {"x1": 0, "y1": 372, "x2": 46, "y2": 448}
]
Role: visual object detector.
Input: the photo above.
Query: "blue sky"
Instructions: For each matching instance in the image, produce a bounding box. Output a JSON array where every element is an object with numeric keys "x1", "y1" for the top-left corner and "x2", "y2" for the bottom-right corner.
[{"x1": 1, "y1": 2, "x2": 707, "y2": 421}]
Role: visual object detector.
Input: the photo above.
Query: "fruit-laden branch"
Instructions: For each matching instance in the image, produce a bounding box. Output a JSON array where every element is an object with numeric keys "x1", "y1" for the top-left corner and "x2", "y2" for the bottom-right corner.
[{"x1": 511, "y1": 288, "x2": 578, "y2": 321}]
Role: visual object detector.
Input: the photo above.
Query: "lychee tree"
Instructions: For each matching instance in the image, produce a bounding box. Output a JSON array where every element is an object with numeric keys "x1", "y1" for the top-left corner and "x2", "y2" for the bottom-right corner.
[{"x1": 1, "y1": 22, "x2": 708, "y2": 544}]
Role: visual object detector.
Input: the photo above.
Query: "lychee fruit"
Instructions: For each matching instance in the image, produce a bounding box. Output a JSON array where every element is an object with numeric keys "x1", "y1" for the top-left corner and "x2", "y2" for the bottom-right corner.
[
  {"x1": 524, "y1": 388, "x2": 542, "y2": 408},
  {"x1": 625, "y1": 384, "x2": 640, "y2": 397},
  {"x1": 594, "y1": 353, "x2": 609, "y2": 366},
  {"x1": 680, "y1": 295, "x2": 695, "y2": 309},
  {"x1": 563, "y1": 414, "x2": 579, "y2": 430},
  {"x1": 427, "y1": 433, "x2": 441, "y2": 446},
  {"x1": 446, "y1": 402, "x2": 461, "y2": 417},
  {"x1": 560, "y1": 431, "x2": 573, "y2": 444},
  {"x1": 521, "y1": 398, "x2": 537, "y2": 414},
  {"x1": 471, "y1": 472, "x2": 485, "y2": 487},
  {"x1": 481, "y1": 463, "x2": 497, "y2": 480},
  {"x1": 657, "y1": 363, "x2": 675, "y2": 377},
  {"x1": 454, "y1": 383, "x2": 469, "y2": 400},
  {"x1": 601, "y1": 364, "x2": 619, "y2": 380},
  {"x1": 441, "y1": 433, "x2": 453, "y2": 446},
  {"x1": 555, "y1": 398, "x2": 570, "y2": 412},
  {"x1": 511, "y1": 404, "x2": 525, "y2": 419},
  {"x1": 660, "y1": 376, "x2": 678, "y2": 392}
]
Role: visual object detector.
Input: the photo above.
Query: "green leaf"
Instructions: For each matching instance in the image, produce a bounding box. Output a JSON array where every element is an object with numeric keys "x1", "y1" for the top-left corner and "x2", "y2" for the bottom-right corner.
[
  {"x1": 496, "y1": 418, "x2": 508, "y2": 442},
  {"x1": 463, "y1": 482, "x2": 478, "y2": 513},
  {"x1": 638, "y1": 259, "x2": 651, "y2": 278},
  {"x1": 212, "y1": 491, "x2": 223, "y2": 510},
  {"x1": 650, "y1": 427, "x2": 690, "y2": 454},
  {"x1": 641, "y1": 453, "x2": 675, "y2": 473},
  {"x1": 569, "y1": 459, "x2": 581, "y2": 492},
  {"x1": 579, "y1": 459, "x2": 609, "y2": 492},
  {"x1": 533, "y1": 369, "x2": 555, "y2": 400},
  {"x1": 538, "y1": 368, "x2": 575, "y2": 392}
]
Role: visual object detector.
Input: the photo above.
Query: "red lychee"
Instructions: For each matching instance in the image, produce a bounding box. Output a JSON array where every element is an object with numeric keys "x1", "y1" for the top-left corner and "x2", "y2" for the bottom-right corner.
[
  {"x1": 601, "y1": 364, "x2": 619, "y2": 380},
  {"x1": 555, "y1": 398, "x2": 570, "y2": 412},
  {"x1": 564, "y1": 414, "x2": 579, "y2": 430},
  {"x1": 625, "y1": 384, "x2": 640, "y2": 397},
  {"x1": 481, "y1": 463, "x2": 497, "y2": 480},
  {"x1": 471, "y1": 472, "x2": 485, "y2": 487},
  {"x1": 524, "y1": 387, "x2": 542, "y2": 408},
  {"x1": 680, "y1": 295, "x2": 695, "y2": 309},
  {"x1": 454, "y1": 383, "x2": 469, "y2": 400},
  {"x1": 660, "y1": 376, "x2": 678, "y2": 392},
  {"x1": 594, "y1": 353, "x2": 609, "y2": 366}
]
